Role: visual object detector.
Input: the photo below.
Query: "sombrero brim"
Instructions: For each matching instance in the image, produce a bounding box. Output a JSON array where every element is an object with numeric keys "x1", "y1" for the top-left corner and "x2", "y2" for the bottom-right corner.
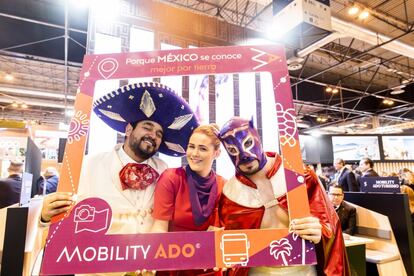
[{"x1": 93, "y1": 82, "x2": 199, "y2": 157}]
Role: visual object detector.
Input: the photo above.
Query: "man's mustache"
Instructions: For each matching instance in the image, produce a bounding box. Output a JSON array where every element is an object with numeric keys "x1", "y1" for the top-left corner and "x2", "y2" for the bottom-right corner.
[
  {"x1": 238, "y1": 156, "x2": 256, "y2": 165},
  {"x1": 141, "y1": 136, "x2": 156, "y2": 147}
]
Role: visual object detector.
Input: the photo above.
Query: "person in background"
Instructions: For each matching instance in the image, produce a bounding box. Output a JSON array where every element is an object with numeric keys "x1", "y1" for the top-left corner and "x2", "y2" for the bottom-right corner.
[
  {"x1": 333, "y1": 158, "x2": 359, "y2": 191},
  {"x1": 328, "y1": 185, "x2": 356, "y2": 236},
  {"x1": 307, "y1": 164, "x2": 328, "y2": 190},
  {"x1": 399, "y1": 168, "x2": 413, "y2": 185},
  {"x1": 400, "y1": 171, "x2": 414, "y2": 224},
  {"x1": 218, "y1": 117, "x2": 349, "y2": 276},
  {"x1": 389, "y1": 172, "x2": 398, "y2": 178},
  {"x1": 353, "y1": 167, "x2": 362, "y2": 185},
  {"x1": 151, "y1": 124, "x2": 225, "y2": 276},
  {"x1": 359, "y1": 158, "x2": 379, "y2": 177},
  {"x1": 380, "y1": 171, "x2": 389, "y2": 177},
  {"x1": 36, "y1": 167, "x2": 59, "y2": 195},
  {"x1": 0, "y1": 161, "x2": 24, "y2": 208},
  {"x1": 321, "y1": 166, "x2": 333, "y2": 187},
  {"x1": 318, "y1": 171, "x2": 331, "y2": 190}
]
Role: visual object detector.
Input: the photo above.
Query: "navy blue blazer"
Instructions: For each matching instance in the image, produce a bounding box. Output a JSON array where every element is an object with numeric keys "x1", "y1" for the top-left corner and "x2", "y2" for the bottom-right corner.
[
  {"x1": 338, "y1": 167, "x2": 359, "y2": 191},
  {"x1": 0, "y1": 174, "x2": 22, "y2": 208},
  {"x1": 336, "y1": 201, "x2": 357, "y2": 235}
]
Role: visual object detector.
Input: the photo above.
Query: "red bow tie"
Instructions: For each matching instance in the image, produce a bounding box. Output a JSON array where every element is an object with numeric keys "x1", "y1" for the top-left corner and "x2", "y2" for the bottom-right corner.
[{"x1": 119, "y1": 163, "x2": 159, "y2": 190}]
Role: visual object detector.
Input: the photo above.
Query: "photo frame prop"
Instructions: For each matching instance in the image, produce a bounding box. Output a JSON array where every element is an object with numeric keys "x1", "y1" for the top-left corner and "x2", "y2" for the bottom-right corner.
[{"x1": 40, "y1": 45, "x2": 316, "y2": 274}]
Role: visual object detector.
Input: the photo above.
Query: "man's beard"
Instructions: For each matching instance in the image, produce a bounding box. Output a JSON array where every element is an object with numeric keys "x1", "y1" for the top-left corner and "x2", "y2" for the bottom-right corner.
[
  {"x1": 239, "y1": 166, "x2": 260, "y2": 176},
  {"x1": 237, "y1": 159, "x2": 260, "y2": 176},
  {"x1": 128, "y1": 136, "x2": 157, "y2": 160}
]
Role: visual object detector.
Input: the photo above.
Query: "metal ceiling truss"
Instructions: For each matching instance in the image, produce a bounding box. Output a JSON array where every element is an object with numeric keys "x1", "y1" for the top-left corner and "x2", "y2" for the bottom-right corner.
[
  {"x1": 0, "y1": 11, "x2": 87, "y2": 35},
  {"x1": 0, "y1": 0, "x2": 412, "y2": 132},
  {"x1": 164, "y1": 1, "x2": 414, "y2": 130},
  {"x1": 294, "y1": 26, "x2": 414, "y2": 86},
  {"x1": 0, "y1": 55, "x2": 79, "y2": 95},
  {"x1": 162, "y1": 0, "x2": 269, "y2": 29},
  {"x1": 332, "y1": 0, "x2": 413, "y2": 32}
]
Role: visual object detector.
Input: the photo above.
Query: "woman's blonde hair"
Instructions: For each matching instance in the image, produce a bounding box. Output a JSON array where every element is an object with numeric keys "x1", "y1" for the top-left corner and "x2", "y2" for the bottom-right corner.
[
  {"x1": 191, "y1": 123, "x2": 221, "y2": 150},
  {"x1": 402, "y1": 172, "x2": 414, "y2": 185}
]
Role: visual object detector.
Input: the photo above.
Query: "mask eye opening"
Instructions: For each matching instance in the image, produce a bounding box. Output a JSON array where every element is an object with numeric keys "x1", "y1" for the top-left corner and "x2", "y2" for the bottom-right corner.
[
  {"x1": 224, "y1": 142, "x2": 239, "y2": 156},
  {"x1": 243, "y1": 135, "x2": 255, "y2": 151}
]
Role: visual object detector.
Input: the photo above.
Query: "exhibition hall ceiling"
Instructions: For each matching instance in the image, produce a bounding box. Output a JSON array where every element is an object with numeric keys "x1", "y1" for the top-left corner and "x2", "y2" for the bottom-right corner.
[{"x1": 0, "y1": 0, "x2": 413, "y2": 134}]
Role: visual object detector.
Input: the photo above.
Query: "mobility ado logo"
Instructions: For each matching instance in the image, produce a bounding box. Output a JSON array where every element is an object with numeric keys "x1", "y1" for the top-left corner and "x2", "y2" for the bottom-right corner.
[
  {"x1": 55, "y1": 243, "x2": 197, "y2": 263},
  {"x1": 41, "y1": 198, "x2": 208, "y2": 274}
]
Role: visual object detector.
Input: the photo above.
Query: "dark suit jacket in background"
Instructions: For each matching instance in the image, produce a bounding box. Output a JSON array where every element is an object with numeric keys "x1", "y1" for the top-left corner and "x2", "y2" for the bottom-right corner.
[
  {"x1": 358, "y1": 169, "x2": 380, "y2": 188},
  {"x1": 336, "y1": 201, "x2": 357, "y2": 235},
  {"x1": 338, "y1": 167, "x2": 359, "y2": 191},
  {"x1": 36, "y1": 175, "x2": 59, "y2": 195},
  {"x1": 362, "y1": 168, "x2": 379, "y2": 177},
  {"x1": 0, "y1": 174, "x2": 22, "y2": 208}
]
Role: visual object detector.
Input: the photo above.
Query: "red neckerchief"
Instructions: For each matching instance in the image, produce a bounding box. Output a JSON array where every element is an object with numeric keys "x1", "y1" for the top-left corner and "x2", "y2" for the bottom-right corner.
[{"x1": 119, "y1": 163, "x2": 159, "y2": 190}]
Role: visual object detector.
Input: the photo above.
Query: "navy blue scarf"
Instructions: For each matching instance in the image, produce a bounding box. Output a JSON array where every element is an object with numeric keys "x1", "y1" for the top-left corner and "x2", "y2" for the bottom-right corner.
[{"x1": 185, "y1": 165, "x2": 218, "y2": 226}]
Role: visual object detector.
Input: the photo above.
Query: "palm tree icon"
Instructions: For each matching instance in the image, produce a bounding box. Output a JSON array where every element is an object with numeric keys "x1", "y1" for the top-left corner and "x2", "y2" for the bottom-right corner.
[{"x1": 269, "y1": 238, "x2": 293, "y2": 266}]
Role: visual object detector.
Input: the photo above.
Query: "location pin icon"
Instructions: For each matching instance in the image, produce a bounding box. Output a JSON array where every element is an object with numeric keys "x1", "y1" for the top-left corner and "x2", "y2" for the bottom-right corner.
[{"x1": 97, "y1": 58, "x2": 119, "y2": 79}]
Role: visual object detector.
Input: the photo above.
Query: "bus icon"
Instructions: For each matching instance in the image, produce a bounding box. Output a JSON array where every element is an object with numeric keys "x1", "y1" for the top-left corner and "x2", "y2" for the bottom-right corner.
[{"x1": 220, "y1": 233, "x2": 250, "y2": 267}]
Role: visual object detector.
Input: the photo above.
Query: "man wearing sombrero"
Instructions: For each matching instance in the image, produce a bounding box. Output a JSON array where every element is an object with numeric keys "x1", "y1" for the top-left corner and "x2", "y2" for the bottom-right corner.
[{"x1": 41, "y1": 82, "x2": 199, "y2": 236}]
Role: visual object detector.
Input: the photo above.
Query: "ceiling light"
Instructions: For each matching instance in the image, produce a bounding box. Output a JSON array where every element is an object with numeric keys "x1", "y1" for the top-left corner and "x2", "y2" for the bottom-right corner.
[
  {"x1": 311, "y1": 130, "x2": 321, "y2": 137},
  {"x1": 4, "y1": 73, "x2": 14, "y2": 81},
  {"x1": 288, "y1": 62, "x2": 303, "y2": 71},
  {"x1": 21, "y1": 103, "x2": 28, "y2": 108},
  {"x1": 390, "y1": 89, "x2": 405, "y2": 95},
  {"x1": 348, "y1": 6, "x2": 360, "y2": 16},
  {"x1": 59, "y1": 122, "x2": 70, "y2": 131},
  {"x1": 71, "y1": 0, "x2": 93, "y2": 8},
  {"x1": 297, "y1": 122, "x2": 310, "y2": 128},
  {"x1": 0, "y1": 86, "x2": 76, "y2": 100},
  {"x1": 358, "y1": 10, "x2": 370, "y2": 20},
  {"x1": 316, "y1": 116, "x2": 328, "y2": 123},
  {"x1": 266, "y1": 23, "x2": 288, "y2": 40},
  {"x1": 332, "y1": 88, "x2": 339, "y2": 94},
  {"x1": 93, "y1": 0, "x2": 120, "y2": 20},
  {"x1": 65, "y1": 109, "x2": 75, "y2": 117},
  {"x1": 0, "y1": 97, "x2": 74, "y2": 109},
  {"x1": 382, "y1": 99, "x2": 394, "y2": 105},
  {"x1": 11, "y1": 102, "x2": 18, "y2": 108},
  {"x1": 325, "y1": 86, "x2": 332, "y2": 92}
]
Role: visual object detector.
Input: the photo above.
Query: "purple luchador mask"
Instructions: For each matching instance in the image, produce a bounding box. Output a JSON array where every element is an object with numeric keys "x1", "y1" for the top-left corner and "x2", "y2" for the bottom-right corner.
[{"x1": 219, "y1": 117, "x2": 267, "y2": 174}]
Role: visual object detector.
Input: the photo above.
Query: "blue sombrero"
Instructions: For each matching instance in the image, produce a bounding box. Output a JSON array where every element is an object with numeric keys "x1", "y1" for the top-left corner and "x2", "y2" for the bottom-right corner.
[{"x1": 93, "y1": 82, "x2": 199, "y2": 157}]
